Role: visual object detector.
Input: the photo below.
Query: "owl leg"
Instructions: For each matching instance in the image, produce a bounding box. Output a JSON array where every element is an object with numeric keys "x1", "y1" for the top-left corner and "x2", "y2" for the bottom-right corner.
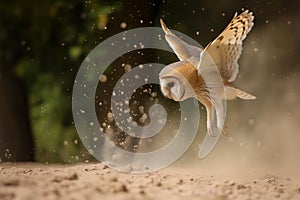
[
  {"x1": 213, "y1": 98, "x2": 227, "y2": 136},
  {"x1": 206, "y1": 104, "x2": 216, "y2": 137},
  {"x1": 198, "y1": 98, "x2": 216, "y2": 137}
]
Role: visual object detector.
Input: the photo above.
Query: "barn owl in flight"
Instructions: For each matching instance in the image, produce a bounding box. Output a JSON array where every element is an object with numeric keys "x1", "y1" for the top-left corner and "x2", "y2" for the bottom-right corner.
[{"x1": 159, "y1": 10, "x2": 255, "y2": 137}]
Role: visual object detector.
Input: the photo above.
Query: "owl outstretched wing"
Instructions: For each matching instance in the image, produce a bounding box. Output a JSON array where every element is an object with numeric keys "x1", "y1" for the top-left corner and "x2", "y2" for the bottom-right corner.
[
  {"x1": 160, "y1": 19, "x2": 203, "y2": 64},
  {"x1": 198, "y1": 10, "x2": 254, "y2": 82}
]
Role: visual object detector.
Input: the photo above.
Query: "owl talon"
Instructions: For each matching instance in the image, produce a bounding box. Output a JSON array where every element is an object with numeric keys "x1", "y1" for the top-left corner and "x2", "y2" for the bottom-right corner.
[
  {"x1": 207, "y1": 125, "x2": 228, "y2": 137},
  {"x1": 221, "y1": 126, "x2": 228, "y2": 136},
  {"x1": 207, "y1": 127, "x2": 217, "y2": 137}
]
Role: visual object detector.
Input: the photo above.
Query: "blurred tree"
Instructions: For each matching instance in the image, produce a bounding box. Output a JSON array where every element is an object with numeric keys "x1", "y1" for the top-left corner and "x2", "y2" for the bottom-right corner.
[
  {"x1": 0, "y1": 67, "x2": 34, "y2": 161},
  {"x1": 0, "y1": 0, "x2": 37, "y2": 161}
]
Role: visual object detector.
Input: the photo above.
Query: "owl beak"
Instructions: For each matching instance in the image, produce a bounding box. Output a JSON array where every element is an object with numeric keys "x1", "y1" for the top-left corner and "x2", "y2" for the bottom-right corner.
[
  {"x1": 166, "y1": 88, "x2": 173, "y2": 99},
  {"x1": 162, "y1": 86, "x2": 173, "y2": 99},
  {"x1": 167, "y1": 90, "x2": 173, "y2": 99}
]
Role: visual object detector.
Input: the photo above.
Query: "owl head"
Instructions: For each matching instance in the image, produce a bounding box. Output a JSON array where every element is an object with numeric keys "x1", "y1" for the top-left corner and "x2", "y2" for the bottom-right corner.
[{"x1": 159, "y1": 61, "x2": 198, "y2": 101}]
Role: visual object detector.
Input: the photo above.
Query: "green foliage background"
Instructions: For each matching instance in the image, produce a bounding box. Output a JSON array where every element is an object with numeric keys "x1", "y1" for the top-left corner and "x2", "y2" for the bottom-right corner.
[{"x1": 0, "y1": 0, "x2": 120, "y2": 162}]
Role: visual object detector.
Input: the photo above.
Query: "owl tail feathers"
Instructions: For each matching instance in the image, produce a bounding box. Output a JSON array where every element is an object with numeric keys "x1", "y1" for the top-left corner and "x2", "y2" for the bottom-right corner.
[{"x1": 225, "y1": 86, "x2": 256, "y2": 100}]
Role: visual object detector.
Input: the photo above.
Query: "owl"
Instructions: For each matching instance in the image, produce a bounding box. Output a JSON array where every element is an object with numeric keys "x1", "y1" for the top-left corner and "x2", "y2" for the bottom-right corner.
[{"x1": 159, "y1": 10, "x2": 256, "y2": 137}]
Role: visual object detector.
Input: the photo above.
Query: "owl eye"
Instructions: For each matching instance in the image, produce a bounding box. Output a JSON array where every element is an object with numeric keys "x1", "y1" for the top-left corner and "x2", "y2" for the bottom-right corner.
[{"x1": 167, "y1": 82, "x2": 175, "y2": 89}]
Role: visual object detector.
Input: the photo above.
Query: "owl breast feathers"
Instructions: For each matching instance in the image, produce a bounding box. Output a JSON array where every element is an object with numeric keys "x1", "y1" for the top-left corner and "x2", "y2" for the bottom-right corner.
[{"x1": 159, "y1": 10, "x2": 256, "y2": 137}]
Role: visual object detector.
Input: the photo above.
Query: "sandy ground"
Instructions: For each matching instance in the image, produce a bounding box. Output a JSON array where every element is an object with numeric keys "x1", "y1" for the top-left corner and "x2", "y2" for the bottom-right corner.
[{"x1": 0, "y1": 163, "x2": 300, "y2": 200}]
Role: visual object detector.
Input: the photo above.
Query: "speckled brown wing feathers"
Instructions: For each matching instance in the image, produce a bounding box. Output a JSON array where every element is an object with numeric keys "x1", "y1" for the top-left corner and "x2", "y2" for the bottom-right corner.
[{"x1": 200, "y1": 10, "x2": 254, "y2": 82}]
